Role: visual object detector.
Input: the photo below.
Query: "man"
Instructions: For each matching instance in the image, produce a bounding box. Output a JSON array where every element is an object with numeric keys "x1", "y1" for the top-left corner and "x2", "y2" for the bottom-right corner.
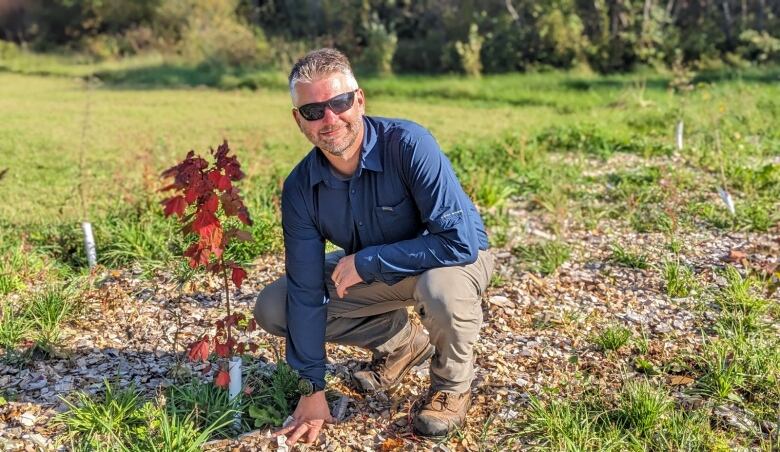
[{"x1": 254, "y1": 48, "x2": 493, "y2": 446}]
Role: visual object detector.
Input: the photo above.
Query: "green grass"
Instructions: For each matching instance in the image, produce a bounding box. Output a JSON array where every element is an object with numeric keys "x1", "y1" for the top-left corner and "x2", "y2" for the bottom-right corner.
[
  {"x1": 27, "y1": 283, "x2": 76, "y2": 353},
  {"x1": 513, "y1": 240, "x2": 571, "y2": 276},
  {"x1": 165, "y1": 377, "x2": 243, "y2": 437},
  {"x1": 510, "y1": 382, "x2": 724, "y2": 451},
  {"x1": 663, "y1": 260, "x2": 698, "y2": 298},
  {"x1": 592, "y1": 325, "x2": 631, "y2": 352},
  {"x1": 608, "y1": 244, "x2": 649, "y2": 269},
  {"x1": 0, "y1": 301, "x2": 32, "y2": 362},
  {"x1": 57, "y1": 379, "x2": 232, "y2": 451}
]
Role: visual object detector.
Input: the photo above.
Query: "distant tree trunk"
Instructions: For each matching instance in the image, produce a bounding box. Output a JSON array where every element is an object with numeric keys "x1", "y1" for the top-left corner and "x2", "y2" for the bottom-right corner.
[
  {"x1": 757, "y1": 0, "x2": 766, "y2": 31},
  {"x1": 721, "y1": 0, "x2": 734, "y2": 46}
]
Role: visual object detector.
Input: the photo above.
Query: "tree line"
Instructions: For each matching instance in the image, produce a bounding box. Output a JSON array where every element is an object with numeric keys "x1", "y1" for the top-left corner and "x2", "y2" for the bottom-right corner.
[{"x1": 1, "y1": 0, "x2": 778, "y2": 75}]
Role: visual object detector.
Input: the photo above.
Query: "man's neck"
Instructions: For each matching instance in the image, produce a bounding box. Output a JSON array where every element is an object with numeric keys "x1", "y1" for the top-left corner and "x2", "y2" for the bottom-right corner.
[{"x1": 323, "y1": 125, "x2": 364, "y2": 179}]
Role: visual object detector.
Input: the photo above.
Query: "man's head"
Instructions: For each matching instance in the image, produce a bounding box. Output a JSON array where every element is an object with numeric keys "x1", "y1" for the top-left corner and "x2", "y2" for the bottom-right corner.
[{"x1": 289, "y1": 48, "x2": 365, "y2": 158}]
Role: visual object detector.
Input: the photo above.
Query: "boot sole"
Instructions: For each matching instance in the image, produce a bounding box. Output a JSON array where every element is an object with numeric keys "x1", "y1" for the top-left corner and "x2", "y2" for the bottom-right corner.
[{"x1": 359, "y1": 343, "x2": 435, "y2": 394}]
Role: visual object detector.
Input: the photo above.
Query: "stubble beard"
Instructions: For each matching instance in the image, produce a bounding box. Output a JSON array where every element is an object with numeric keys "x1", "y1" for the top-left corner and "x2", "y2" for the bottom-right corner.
[{"x1": 316, "y1": 116, "x2": 362, "y2": 157}]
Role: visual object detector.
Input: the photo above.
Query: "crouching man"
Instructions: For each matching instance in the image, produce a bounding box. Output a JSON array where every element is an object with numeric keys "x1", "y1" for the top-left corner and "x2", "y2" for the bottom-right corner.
[{"x1": 254, "y1": 48, "x2": 494, "y2": 446}]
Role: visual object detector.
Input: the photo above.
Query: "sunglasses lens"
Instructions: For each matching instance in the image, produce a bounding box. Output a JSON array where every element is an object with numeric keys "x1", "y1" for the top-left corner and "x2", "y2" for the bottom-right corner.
[
  {"x1": 328, "y1": 92, "x2": 355, "y2": 114},
  {"x1": 299, "y1": 104, "x2": 325, "y2": 121}
]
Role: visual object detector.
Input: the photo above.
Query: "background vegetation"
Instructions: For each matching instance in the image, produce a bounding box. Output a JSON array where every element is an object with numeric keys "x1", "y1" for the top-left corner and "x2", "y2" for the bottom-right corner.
[{"x1": 1, "y1": 0, "x2": 780, "y2": 76}]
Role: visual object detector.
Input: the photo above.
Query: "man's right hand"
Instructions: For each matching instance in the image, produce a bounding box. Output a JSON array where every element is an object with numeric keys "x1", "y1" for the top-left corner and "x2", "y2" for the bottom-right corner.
[{"x1": 272, "y1": 391, "x2": 336, "y2": 446}]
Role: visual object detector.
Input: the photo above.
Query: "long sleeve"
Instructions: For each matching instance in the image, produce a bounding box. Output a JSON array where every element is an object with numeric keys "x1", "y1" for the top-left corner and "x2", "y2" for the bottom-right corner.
[
  {"x1": 281, "y1": 179, "x2": 328, "y2": 389},
  {"x1": 354, "y1": 133, "x2": 481, "y2": 284}
]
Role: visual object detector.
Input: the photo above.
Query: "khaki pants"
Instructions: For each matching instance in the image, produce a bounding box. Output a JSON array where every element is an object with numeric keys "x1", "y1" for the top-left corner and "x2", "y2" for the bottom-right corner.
[{"x1": 253, "y1": 249, "x2": 495, "y2": 393}]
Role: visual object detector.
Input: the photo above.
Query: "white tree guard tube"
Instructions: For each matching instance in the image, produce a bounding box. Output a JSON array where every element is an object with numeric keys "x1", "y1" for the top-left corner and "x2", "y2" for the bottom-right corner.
[
  {"x1": 675, "y1": 120, "x2": 684, "y2": 151},
  {"x1": 228, "y1": 357, "x2": 242, "y2": 429},
  {"x1": 81, "y1": 222, "x2": 97, "y2": 268}
]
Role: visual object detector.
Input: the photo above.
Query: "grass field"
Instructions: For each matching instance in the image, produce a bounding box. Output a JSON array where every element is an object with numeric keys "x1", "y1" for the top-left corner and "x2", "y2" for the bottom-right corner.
[{"x1": 1, "y1": 52, "x2": 779, "y2": 450}]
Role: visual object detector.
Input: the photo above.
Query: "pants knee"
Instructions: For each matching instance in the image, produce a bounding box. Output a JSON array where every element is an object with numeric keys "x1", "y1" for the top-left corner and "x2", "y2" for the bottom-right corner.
[
  {"x1": 253, "y1": 278, "x2": 287, "y2": 337},
  {"x1": 413, "y1": 272, "x2": 481, "y2": 327}
]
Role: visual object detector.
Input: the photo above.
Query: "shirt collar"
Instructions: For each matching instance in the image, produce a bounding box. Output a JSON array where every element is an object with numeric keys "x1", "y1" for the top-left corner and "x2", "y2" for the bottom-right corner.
[{"x1": 308, "y1": 116, "x2": 382, "y2": 187}]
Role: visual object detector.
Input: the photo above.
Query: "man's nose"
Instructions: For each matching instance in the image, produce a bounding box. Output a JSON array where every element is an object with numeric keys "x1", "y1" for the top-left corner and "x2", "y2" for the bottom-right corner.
[{"x1": 321, "y1": 106, "x2": 339, "y2": 124}]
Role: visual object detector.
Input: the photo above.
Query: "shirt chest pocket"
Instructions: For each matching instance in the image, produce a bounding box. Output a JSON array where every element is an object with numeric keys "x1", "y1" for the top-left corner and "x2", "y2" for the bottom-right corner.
[{"x1": 373, "y1": 196, "x2": 419, "y2": 243}]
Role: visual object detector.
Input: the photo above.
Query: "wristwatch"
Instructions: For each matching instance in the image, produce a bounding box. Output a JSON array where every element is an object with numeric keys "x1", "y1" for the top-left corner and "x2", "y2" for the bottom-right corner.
[{"x1": 298, "y1": 377, "x2": 325, "y2": 396}]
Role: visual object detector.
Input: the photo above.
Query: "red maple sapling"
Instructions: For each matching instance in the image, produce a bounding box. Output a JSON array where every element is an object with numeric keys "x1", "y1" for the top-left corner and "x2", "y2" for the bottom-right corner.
[{"x1": 161, "y1": 140, "x2": 259, "y2": 388}]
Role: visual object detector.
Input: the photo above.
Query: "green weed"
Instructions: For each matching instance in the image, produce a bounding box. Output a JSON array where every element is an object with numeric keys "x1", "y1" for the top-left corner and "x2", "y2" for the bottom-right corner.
[
  {"x1": 165, "y1": 377, "x2": 242, "y2": 437},
  {"x1": 516, "y1": 396, "x2": 628, "y2": 451},
  {"x1": 57, "y1": 380, "x2": 145, "y2": 447},
  {"x1": 245, "y1": 361, "x2": 301, "y2": 429},
  {"x1": 0, "y1": 301, "x2": 31, "y2": 362},
  {"x1": 513, "y1": 240, "x2": 571, "y2": 276},
  {"x1": 612, "y1": 380, "x2": 672, "y2": 435},
  {"x1": 692, "y1": 340, "x2": 744, "y2": 401},
  {"x1": 139, "y1": 405, "x2": 232, "y2": 452},
  {"x1": 593, "y1": 325, "x2": 631, "y2": 352},
  {"x1": 608, "y1": 244, "x2": 649, "y2": 269},
  {"x1": 58, "y1": 379, "x2": 233, "y2": 451},
  {"x1": 27, "y1": 283, "x2": 75, "y2": 353},
  {"x1": 663, "y1": 260, "x2": 697, "y2": 298}
]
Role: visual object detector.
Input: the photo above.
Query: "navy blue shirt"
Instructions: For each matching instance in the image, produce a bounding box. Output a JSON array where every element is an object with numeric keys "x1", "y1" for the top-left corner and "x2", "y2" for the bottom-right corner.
[{"x1": 281, "y1": 116, "x2": 489, "y2": 388}]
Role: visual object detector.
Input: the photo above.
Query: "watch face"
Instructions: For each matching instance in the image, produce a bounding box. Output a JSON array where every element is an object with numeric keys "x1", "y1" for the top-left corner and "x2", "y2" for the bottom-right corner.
[{"x1": 298, "y1": 378, "x2": 313, "y2": 395}]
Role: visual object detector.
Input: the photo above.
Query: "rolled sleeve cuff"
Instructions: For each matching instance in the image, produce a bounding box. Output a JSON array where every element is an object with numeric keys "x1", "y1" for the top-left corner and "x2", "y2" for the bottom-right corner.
[{"x1": 355, "y1": 246, "x2": 381, "y2": 284}]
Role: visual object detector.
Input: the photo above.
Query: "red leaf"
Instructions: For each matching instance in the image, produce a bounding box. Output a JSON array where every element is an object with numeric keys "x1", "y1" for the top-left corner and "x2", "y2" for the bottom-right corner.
[
  {"x1": 243, "y1": 385, "x2": 254, "y2": 395},
  {"x1": 214, "y1": 339, "x2": 230, "y2": 358},
  {"x1": 162, "y1": 196, "x2": 187, "y2": 218},
  {"x1": 193, "y1": 209, "x2": 220, "y2": 235},
  {"x1": 202, "y1": 193, "x2": 219, "y2": 215},
  {"x1": 208, "y1": 170, "x2": 232, "y2": 191},
  {"x1": 214, "y1": 370, "x2": 230, "y2": 388},
  {"x1": 247, "y1": 319, "x2": 256, "y2": 332},
  {"x1": 236, "y1": 343, "x2": 246, "y2": 354},
  {"x1": 249, "y1": 343, "x2": 259, "y2": 353},
  {"x1": 187, "y1": 337, "x2": 210, "y2": 362},
  {"x1": 231, "y1": 267, "x2": 247, "y2": 288}
]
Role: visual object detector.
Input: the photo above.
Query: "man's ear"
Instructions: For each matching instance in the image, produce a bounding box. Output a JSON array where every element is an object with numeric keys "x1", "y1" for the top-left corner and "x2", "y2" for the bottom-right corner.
[{"x1": 356, "y1": 88, "x2": 366, "y2": 114}]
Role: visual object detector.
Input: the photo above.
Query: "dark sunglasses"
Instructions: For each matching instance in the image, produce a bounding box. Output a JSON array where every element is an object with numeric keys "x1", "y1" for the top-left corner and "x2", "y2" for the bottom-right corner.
[{"x1": 295, "y1": 90, "x2": 358, "y2": 121}]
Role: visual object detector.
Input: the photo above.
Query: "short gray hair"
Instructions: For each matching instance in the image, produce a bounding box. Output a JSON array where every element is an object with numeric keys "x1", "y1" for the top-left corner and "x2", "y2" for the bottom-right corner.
[{"x1": 288, "y1": 48, "x2": 358, "y2": 101}]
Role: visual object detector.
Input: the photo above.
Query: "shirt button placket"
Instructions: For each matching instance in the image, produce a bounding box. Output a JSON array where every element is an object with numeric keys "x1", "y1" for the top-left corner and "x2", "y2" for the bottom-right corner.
[{"x1": 349, "y1": 184, "x2": 363, "y2": 228}]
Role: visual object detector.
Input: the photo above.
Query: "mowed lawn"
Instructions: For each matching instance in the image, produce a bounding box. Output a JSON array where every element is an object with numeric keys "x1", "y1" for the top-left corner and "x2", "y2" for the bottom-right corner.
[{"x1": 7, "y1": 65, "x2": 775, "y2": 225}]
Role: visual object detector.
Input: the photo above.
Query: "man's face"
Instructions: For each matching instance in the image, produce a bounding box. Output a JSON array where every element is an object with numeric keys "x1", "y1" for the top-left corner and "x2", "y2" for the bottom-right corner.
[{"x1": 291, "y1": 73, "x2": 365, "y2": 157}]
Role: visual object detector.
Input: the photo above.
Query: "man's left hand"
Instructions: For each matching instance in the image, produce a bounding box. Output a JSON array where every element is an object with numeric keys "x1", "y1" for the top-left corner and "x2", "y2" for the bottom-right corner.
[{"x1": 331, "y1": 253, "x2": 363, "y2": 298}]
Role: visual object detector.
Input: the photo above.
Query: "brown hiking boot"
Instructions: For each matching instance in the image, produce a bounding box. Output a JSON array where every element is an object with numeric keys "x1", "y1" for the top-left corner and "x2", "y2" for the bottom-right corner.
[
  {"x1": 352, "y1": 322, "x2": 434, "y2": 393},
  {"x1": 413, "y1": 389, "x2": 472, "y2": 437}
]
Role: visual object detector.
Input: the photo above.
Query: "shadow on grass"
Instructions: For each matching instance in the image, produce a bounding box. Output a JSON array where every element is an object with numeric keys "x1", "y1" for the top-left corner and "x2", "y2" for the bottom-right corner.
[{"x1": 92, "y1": 63, "x2": 288, "y2": 91}]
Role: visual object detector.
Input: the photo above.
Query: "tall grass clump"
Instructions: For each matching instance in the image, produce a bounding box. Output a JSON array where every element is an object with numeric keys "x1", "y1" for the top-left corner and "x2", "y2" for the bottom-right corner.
[
  {"x1": 593, "y1": 325, "x2": 631, "y2": 352},
  {"x1": 165, "y1": 377, "x2": 243, "y2": 437},
  {"x1": 612, "y1": 381, "x2": 672, "y2": 435},
  {"x1": 57, "y1": 381, "x2": 145, "y2": 447},
  {"x1": 0, "y1": 301, "x2": 31, "y2": 362},
  {"x1": 27, "y1": 283, "x2": 75, "y2": 353},
  {"x1": 663, "y1": 260, "x2": 697, "y2": 297}
]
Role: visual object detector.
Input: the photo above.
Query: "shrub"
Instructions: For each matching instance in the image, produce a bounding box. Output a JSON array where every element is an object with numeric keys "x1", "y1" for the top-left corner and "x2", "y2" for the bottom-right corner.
[{"x1": 358, "y1": 19, "x2": 397, "y2": 76}]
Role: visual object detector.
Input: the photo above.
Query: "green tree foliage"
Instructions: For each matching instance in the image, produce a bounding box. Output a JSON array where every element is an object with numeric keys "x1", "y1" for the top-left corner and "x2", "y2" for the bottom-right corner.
[{"x1": 1, "y1": 0, "x2": 779, "y2": 72}]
